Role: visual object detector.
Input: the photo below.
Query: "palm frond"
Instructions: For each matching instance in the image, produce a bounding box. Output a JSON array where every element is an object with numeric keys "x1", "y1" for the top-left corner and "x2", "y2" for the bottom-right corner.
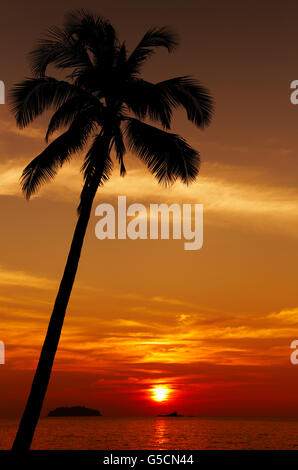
[
  {"x1": 64, "y1": 10, "x2": 118, "y2": 72},
  {"x1": 116, "y1": 42, "x2": 127, "y2": 69},
  {"x1": 45, "y1": 96, "x2": 104, "y2": 142},
  {"x1": 10, "y1": 77, "x2": 81, "y2": 128},
  {"x1": 29, "y1": 26, "x2": 92, "y2": 77},
  {"x1": 127, "y1": 27, "x2": 178, "y2": 74},
  {"x1": 112, "y1": 126, "x2": 126, "y2": 176},
  {"x1": 65, "y1": 9, "x2": 117, "y2": 49},
  {"x1": 81, "y1": 133, "x2": 113, "y2": 184},
  {"x1": 125, "y1": 118, "x2": 200, "y2": 185},
  {"x1": 123, "y1": 78, "x2": 172, "y2": 129},
  {"x1": 78, "y1": 133, "x2": 113, "y2": 213},
  {"x1": 156, "y1": 76, "x2": 214, "y2": 128},
  {"x1": 45, "y1": 96, "x2": 87, "y2": 142},
  {"x1": 21, "y1": 114, "x2": 96, "y2": 199},
  {"x1": 71, "y1": 67, "x2": 104, "y2": 95}
]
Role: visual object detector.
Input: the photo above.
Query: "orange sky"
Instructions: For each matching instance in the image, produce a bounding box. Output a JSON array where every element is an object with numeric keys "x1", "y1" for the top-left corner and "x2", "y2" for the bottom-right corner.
[{"x1": 0, "y1": 0, "x2": 298, "y2": 418}]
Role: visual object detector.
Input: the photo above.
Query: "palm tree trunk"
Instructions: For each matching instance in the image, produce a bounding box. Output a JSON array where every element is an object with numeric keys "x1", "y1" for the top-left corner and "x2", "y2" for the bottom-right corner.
[{"x1": 11, "y1": 162, "x2": 104, "y2": 451}]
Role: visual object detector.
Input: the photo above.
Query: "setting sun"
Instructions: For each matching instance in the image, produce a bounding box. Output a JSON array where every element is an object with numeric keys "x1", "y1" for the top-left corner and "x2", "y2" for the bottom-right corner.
[{"x1": 151, "y1": 386, "x2": 171, "y2": 402}]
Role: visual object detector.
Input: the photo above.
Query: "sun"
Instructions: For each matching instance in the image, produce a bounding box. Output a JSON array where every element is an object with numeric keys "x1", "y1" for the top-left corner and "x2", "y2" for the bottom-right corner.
[{"x1": 151, "y1": 386, "x2": 171, "y2": 402}]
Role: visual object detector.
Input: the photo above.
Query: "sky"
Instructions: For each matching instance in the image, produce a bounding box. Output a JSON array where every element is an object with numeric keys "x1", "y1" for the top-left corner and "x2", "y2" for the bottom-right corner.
[{"x1": 0, "y1": 0, "x2": 298, "y2": 419}]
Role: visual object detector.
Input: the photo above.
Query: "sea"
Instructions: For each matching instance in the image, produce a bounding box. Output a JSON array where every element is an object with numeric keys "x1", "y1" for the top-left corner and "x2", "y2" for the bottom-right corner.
[{"x1": 0, "y1": 417, "x2": 298, "y2": 449}]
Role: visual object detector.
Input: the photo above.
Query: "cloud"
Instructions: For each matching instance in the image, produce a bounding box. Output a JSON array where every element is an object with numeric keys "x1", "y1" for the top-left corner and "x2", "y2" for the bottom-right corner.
[
  {"x1": 268, "y1": 307, "x2": 298, "y2": 324},
  {"x1": 0, "y1": 265, "x2": 56, "y2": 289},
  {"x1": 0, "y1": 118, "x2": 44, "y2": 140},
  {"x1": 0, "y1": 163, "x2": 23, "y2": 196},
  {"x1": 3, "y1": 288, "x2": 297, "y2": 372},
  {"x1": 1, "y1": 161, "x2": 297, "y2": 237}
]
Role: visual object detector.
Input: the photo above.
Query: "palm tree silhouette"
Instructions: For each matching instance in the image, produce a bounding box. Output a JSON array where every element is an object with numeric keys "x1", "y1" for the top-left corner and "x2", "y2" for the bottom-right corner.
[{"x1": 10, "y1": 10, "x2": 213, "y2": 451}]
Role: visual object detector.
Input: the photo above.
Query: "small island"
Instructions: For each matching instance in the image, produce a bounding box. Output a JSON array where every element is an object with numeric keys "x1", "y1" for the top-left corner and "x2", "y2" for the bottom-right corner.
[
  {"x1": 158, "y1": 411, "x2": 183, "y2": 417},
  {"x1": 48, "y1": 406, "x2": 101, "y2": 417}
]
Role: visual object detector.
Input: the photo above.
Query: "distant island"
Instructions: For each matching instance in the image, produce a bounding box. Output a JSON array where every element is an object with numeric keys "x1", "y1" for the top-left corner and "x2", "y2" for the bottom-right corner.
[
  {"x1": 48, "y1": 406, "x2": 102, "y2": 417},
  {"x1": 158, "y1": 411, "x2": 184, "y2": 417}
]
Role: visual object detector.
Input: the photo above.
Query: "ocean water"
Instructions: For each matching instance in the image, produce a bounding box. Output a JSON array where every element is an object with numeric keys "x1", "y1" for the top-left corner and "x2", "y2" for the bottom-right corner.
[{"x1": 0, "y1": 417, "x2": 298, "y2": 450}]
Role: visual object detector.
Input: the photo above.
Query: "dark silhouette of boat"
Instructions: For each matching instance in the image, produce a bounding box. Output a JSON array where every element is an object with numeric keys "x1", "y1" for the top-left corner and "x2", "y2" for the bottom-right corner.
[
  {"x1": 48, "y1": 406, "x2": 101, "y2": 417},
  {"x1": 158, "y1": 411, "x2": 183, "y2": 417}
]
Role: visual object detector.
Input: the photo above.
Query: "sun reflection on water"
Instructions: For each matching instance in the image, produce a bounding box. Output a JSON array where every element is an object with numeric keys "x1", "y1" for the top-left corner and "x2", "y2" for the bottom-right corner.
[{"x1": 154, "y1": 418, "x2": 170, "y2": 448}]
